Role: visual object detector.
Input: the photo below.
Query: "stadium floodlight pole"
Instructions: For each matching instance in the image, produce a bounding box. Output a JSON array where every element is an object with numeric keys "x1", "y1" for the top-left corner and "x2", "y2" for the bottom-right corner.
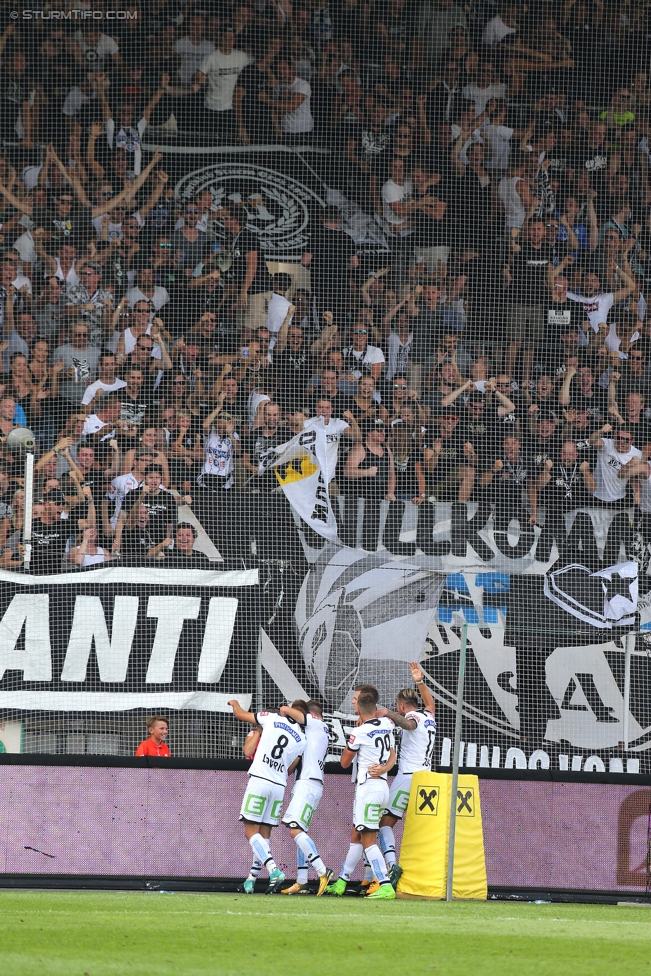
[
  {"x1": 624, "y1": 631, "x2": 636, "y2": 751},
  {"x1": 23, "y1": 450, "x2": 35, "y2": 573},
  {"x1": 446, "y1": 621, "x2": 467, "y2": 902}
]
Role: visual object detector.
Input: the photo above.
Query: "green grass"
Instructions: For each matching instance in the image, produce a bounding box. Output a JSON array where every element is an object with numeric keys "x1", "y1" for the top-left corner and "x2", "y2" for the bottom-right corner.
[{"x1": 0, "y1": 890, "x2": 650, "y2": 976}]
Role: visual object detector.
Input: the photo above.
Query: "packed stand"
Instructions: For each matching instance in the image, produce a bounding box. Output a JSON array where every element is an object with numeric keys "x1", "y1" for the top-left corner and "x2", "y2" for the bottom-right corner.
[{"x1": 0, "y1": 0, "x2": 650, "y2": 569}]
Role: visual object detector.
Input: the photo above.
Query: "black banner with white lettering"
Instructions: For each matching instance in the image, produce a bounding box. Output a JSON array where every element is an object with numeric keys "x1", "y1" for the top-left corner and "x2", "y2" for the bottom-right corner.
[{"x1": 0, "y1": 568, "x2": 259, "y2": 715}]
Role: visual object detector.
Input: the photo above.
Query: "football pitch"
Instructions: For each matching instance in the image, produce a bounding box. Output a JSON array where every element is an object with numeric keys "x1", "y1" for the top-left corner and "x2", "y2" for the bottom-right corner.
[{"x1": 1, "y1": 891, "x2": 650, "y2": 976}]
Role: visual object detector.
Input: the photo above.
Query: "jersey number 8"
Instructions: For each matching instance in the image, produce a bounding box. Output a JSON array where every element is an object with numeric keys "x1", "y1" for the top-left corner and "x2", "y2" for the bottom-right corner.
[{"x1": 271, "y1": 734, "x2": 289, "y2": 759}]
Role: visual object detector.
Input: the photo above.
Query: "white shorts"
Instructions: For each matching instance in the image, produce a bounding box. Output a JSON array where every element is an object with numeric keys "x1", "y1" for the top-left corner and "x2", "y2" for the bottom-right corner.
[
  {"x1": 384, "y1": 771, "x2": 413, "y2": 819},
  {"x1": 353, "y1": 778, "x2": 390, "y2": 832},
  {"x1": 239, "y1": 776, "x2": 285, "y2": 826},
  {"x1": 282, "y1": 779, "x2": 323, "y2": 831}
]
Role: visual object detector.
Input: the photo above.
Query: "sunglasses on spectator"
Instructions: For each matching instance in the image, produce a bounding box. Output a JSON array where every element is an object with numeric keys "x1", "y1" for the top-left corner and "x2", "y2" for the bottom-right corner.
[
  {"x1": 159, "y1": 242, "x2": 172, "y2": 247},
  {"x1": 394, "y1": 383, "x2": 406, "y2": 389},
  {"x1": 73, "y1": 331, "x2": 88, "y2": 337},
  {"x1": 101, "y1": 190, "x2": 115, "y2": 197},
  {"x1": 354, "y1": 329, "x2": 367, "y2": 334},
  {"x1": 57, "y1": 197, "x2": 73, "y2": 205},
  {"x1": 138, "y1": 343, "x2": 153, "y2": 350},
  {"x1": 186, "y1": 207, "x2": 199, "y2": 213},
  {"x1": 616, "y1": 434, "x2": 632, "y2": 442},
  {"x1": 135, "y1": 307, "x2": 150, "y2": 313},
  {"x1": 173, "y1": 380, "x2": 186, "y2": 385},
  {"x1": 83, "y1": 270, "x2": 99, "y2": 275}
]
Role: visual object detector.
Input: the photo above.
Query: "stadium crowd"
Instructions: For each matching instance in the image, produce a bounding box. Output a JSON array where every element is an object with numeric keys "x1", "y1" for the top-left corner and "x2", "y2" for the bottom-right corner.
[{"x1": 0, "y1": 0, "x2": 649, "y2": 570}]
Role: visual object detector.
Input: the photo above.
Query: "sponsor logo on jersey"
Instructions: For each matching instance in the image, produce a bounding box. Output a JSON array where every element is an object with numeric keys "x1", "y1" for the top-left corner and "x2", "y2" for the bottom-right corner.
[{"x1": 273, "y1": 720, "x2": 302, "y2": 742}]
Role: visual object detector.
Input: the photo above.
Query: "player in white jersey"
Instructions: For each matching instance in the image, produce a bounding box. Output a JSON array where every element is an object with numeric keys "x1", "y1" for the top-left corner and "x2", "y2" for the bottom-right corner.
[
  {"x1": 350, "y1": 683, "x2": 383, "y2": 894},
  {"x1": 276, "y1": 699, "x2": 333, "y2": 896},
  {"x1": 377, "y1": 662, "x2": 436, "y2": 888},
  {"x1": 228, "y1": 699, "x2": 306, "y2": 893},
  {"x1": 326, "y1": 691, "x2": 396, "y2": 900}
]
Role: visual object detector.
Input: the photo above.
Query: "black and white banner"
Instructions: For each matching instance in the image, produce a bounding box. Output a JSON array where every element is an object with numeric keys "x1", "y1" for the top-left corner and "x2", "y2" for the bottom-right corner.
[
  {"x1": 0, "y1": 568, "x2": 259, "y2": 713},
  {"x1": 255, "y1": 545, "x2": 651, "y2": 775}
]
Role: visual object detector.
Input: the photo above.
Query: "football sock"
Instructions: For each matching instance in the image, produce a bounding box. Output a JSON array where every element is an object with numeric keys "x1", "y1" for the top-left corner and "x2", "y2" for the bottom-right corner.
[
  {"x1": 294, "y1": 831, "x2": 327, "y2": 878},
  {"x1": 249, "y1": 833, "x2": 277, "y2": 874},
  {"x1": 341, "y1": 842, "x2": 363, "y2": 881},
  {"x1": 246, "y1": 858, "x2": 262, "y2": 882},
  {"x1": 296, "y1": 847, "x2": 308, "y2": 886},
  {"x1": 364, "y1": 844, "x2": 390, "y2": 884},
  {"x1": 363, "y1": 853, "x2": 374, "y2": 882},
  {"x1": 379, "y1": 826, "x2": 397, "y2": 868}
]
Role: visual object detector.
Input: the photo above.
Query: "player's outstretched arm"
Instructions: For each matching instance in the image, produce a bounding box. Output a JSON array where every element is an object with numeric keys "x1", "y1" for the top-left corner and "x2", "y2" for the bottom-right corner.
[
  {"x1": 410, "y1": 661, "x2": 435, "y2": 714},
  {"x1": 227, "y1": 699, "x2": 256, "y2": 724},
  {"x1": 279, "y1": 704, "x2": 306, "y2": 724},
  {"x1": 376, "y1": 706, "x2": 417, "y2": 731}
]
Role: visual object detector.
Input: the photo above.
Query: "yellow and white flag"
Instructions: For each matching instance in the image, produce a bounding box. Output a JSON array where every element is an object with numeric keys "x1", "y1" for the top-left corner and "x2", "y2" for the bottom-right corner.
[{"x1": 259, "y1": 419, "x2": 341, "y2": 543}]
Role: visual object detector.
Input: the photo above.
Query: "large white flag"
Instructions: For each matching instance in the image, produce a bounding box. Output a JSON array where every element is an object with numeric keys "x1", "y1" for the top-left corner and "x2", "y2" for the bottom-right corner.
[{"x1": 259, "y1": 420, "x2": 340, "y2": 543}]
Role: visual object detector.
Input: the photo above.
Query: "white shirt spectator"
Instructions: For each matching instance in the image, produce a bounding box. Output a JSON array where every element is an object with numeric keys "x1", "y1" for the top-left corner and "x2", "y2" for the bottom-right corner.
[
  {"x1": 484, "y1": 123, "x2": 514, "y2": 171},
  {"x1": 107, "y1": 325, "x2": 162, "y2": 359},
  {"x1": 265, "y1": 292, "x2": 294, "y2": 348},
  {"x1": 81, "y1": 377, "x2": 127, "y2": 405},
  {"x1": 82, "y1": 414, "x2": 115, "y2": 440},
  {"x1": 342, "y1": 343, "x2": 385, "y2": 379},
  {"x1": 62, "y1": 86, "x2": 94, "y2": 119},
  {"x1": 125, "y1": 285, "x2": 169, "y2": 311},
  {"x1": 566, "y1": 291, "x2": 615, "y2": 333},
  {"x1": 199, "y1": 48, "x2": 251, "y2": 112},
  {"x1": 92, "y1": 209, "x2": 144, "y2": 242},
  {"x1": 106, "y1": 471, "x2": 140, "y2": 528},
  {"x1": 593, "y1": 437, "x2": 641, "y2": 502},
  {"x1": 386, "y1": 331, "x2": 413, "y2": 380},
  {"x1": 277, "y1": 77, "x2": 314, "y2": 133},
  {"x1": 13, "y1": 230, "x2": 36, "y2": 266},
  {"x1": 174, "y1": 35, "x2": 215, "y2": 85},
  {"x1": 105, "y1": 117, "x2": 147, "y2": 176},
  {"x1": 382, "y1": 175, "x2": 413, "y2": 230},
  {"x1": 73, "y1": 31, "x2": 119, "y2": 71},
  {"x1": 463, "y1": 81, "x2": 506, "y2": 117},
  {"x1": 303, "y1": 415, "x2": 349, "y2": 479}
]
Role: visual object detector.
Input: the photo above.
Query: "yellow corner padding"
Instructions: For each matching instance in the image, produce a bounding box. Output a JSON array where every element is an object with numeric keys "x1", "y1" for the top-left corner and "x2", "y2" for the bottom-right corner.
[{"x1": 396, "y1": 772, "x2": 487, "y2": 900}]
